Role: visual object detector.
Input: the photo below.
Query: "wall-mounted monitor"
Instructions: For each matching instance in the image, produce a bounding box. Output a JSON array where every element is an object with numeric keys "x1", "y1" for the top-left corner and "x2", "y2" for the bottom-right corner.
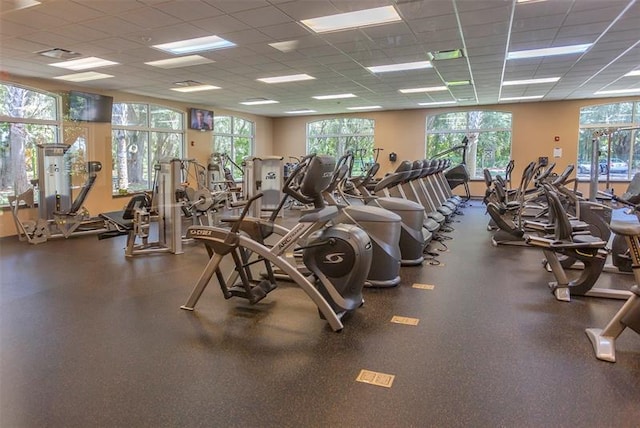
[
  {"x1": 66, "y1": 91, "x2": 114, "y2": 123},
  {"x1": 189, "y1": 108, "x2": 214, "y2": 131}
]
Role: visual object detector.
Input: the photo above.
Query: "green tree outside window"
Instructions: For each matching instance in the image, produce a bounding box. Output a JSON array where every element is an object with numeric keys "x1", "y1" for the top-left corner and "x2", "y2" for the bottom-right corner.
[{"x1": 426, "y1": 111, "x2": 512, "y2": 180}]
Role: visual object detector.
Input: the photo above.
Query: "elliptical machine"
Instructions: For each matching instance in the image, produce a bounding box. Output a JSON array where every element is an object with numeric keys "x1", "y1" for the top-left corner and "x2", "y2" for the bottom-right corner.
[
  {"x1": 180, "y1": 154, "x2": 372, "y2": 331},
  {"x1": 337, "y1": 156, "x2": 431, "y2": 265}
]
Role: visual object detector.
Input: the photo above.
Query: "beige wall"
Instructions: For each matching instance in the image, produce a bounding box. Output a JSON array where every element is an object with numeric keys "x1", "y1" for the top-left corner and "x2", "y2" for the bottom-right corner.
[
  {"x1": 273, "y1": 97, "x2": 640, "y2": 197},
  {"x1": 2, "y1": 74, "x2": 638, "y2": 238},
  {"x1": 1, "y1": 76, "x2": 273, "y2": 237}
]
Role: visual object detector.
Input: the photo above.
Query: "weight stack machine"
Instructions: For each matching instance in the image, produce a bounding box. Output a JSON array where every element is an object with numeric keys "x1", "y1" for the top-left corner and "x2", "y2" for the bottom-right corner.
[{"x1": 242, "y1": 156, "x2": 284, "y2": 218}]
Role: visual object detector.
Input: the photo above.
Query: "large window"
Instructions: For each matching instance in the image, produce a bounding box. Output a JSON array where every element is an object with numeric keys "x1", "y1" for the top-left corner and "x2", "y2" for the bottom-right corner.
[
  {"x1": 0, "y1": 83, "x2": 60, "y2": 206},
  {"x1": 306, "y1": 118, "x2": 375, "y2": 176},
  {"x1": 213, "y1": 116, "x2": 254, "y2": 180},
  {"x1": 426, "y1": 111, "x2": 512, "y2": 180},
  {"x1": 111, "y1": 103, "x2": 184, "y2": 194},
  {"x1": 577, "y1": 101, "x2": 640, "y2": 181}
]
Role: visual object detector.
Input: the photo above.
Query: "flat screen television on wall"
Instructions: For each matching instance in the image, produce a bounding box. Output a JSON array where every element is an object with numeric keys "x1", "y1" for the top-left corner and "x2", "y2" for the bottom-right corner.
[
  {"x1": 66, "y1": 91, "x2": 114, "y2": 123},
  {"x1": 189, "y1": 108, "x2": 214, "y2": 131}
]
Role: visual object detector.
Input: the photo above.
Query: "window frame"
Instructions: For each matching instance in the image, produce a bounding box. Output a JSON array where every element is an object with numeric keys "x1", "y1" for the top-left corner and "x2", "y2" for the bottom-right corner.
[
  {"x1": 111, "y1": 102, "x2": 185, "y2": 195},
  {"x1": 0, "y1": 82, "x2": 62, "y2": 207},
  {"x1": 305, "y1": 117, "x2": 376, "y2": 176},
  {"x1": 577, "y1": 101, "x2": 640, "y2": 182},
  {"x1": 213, "y1": 115, "x2": 255, "y2": 180},
  {"x1": 425, "y1": 110, "x2": 513, "y2": 180}
]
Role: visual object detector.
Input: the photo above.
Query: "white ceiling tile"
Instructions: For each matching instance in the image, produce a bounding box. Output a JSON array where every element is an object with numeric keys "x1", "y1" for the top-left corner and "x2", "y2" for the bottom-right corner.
[
  {"x1": 191, "y1": 14, "x2": 251, "y2": 34},
  {"x1": 0, "y1": 0, "x2": 637, "y2": 115},
  {"x1": 406, "y1": 14, "x2": 459, "y2": 33},
  {"x1": 271, "y1": 0, "x2": 339, "y2": 21},
  {"x1": 396, "y1": 0, "x2": 454, "y2": 20},
  {"x1": 513, "y1": 1, "x2": 572, "y2": 20},
  {"x1": 360, "y1": 22, "x2": 414, "y2": 40},
  {"x1": 564, "y1": 4, "x2": 630, "y2": 26},
  {"x1": 555, "y1": 22, "x2": 611, "y2": 39},
  {"x1": 512, "y1": 14, "x2": 567, "y2": 33},
  {"x1": 0, "y1": 19, "x2": 38, "y2": 36},
  {"x1": 509, "y1": 29, "x2": 555, "y2": 46},
  {"x1": 16, "y1": 31, "x2": 81, "y2": 49},
  {"x1": 415, "y1": 28, "x2": 461, "y2": 45},
  {"x1": 155, "y1": 1, "x2": 225, "y2": 21},
  {"x1": 259, "y1": 21, "x2": 311, "y2": 39},
  {"x1": 223, "y1": 29, "x2": 273, "y2": 45},
  {"x1": 38, "y1": 0, "x2": 105, "y2": 22},
  {"x1": 80, "y1": 16, "x2": 139, "y2": 37},
  {"x1": 233, "y1": 5, "x2": 293, "y2": 28},
  {"x1": 73, "y1": 0, "x2": 144, "y2": 14},
  {"x1": 203, "y1": 0, "x2": 270, "y2": 13},
  {"x1": 124, "y1": 24, "x2": 208, "y2": 46},
  {"x1": 458, "y1": 6, "x2": 513, "y2": 26},
  {"x1": 3, "y1": 9, "x2": 71, "y2": 28},
  {"x1": 118, "y1": 7, "x2": 183, "y2": 28},
  {"x1": 49, "y1": 25, "x2": 109, "y2": 43}
]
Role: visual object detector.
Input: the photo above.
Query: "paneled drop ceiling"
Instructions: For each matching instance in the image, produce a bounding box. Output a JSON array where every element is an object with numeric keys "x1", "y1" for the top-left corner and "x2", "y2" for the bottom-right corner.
[{"x1": 0, "y1": 0, "x2": 638, "y2": 117}]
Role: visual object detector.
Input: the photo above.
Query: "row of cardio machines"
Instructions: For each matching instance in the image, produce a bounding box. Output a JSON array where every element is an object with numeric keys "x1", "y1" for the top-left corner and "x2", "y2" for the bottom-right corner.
[
  {"x1": 180, "y1": 153, "x2": 467, "y2": 332},
  {"x1": 484, "y1": 162, "x2": 640, "y2": 362}
]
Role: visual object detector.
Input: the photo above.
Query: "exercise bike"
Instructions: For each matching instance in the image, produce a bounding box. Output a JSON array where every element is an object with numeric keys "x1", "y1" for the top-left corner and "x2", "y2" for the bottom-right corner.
[
  {"x1": 180, "y1": 154, "x2": 373, "y2": 332},
  {"x1": 585, "y1": 196, "x2": 640, "y2": 362}
]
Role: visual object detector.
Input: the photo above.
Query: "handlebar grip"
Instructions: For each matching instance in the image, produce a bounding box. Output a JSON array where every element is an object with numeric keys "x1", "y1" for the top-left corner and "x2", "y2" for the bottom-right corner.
[{"x1": 230, "y1": 192, "x2": 263, "y2": 233}]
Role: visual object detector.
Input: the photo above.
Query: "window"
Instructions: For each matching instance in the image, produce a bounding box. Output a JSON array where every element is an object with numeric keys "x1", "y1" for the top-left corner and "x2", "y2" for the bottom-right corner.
[
  {"x1": 426, "y1": 111, "x2": 512, "y2": 180},
  {"x1": 213, "y1": 115, "x2": 254, "y2": 179},
  {"x1": 111, "y1": 103, "x2": 184, "y2": 194},
  {"x1": 577, "y1": 101, "x2": 640, "y2": 181},
  {"x1": 0, "y1": 82, "x2": 60, "y2": 206},
  {"x1": 306, "y1": 118, "x2": 375, "y2": 176}
]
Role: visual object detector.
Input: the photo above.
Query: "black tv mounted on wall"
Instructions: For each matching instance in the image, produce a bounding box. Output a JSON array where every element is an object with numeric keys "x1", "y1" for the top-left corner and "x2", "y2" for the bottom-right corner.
[
  {"x1": 66, "y1": 90, "x2": 114, "y2": 123},
  {"x1": 189, "y1": 108, "x2": 214, "y2": 131}
]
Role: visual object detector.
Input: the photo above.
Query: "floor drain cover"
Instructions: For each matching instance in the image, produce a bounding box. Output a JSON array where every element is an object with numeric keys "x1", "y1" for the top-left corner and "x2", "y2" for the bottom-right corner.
[
  {"x1": 390, "y1": 315, "x2": 419, "y2": 326},
  {"x1": 412, "y1": 283, "x2": 435, "y2": 290},
  {"x1": 356, "y1": 369, "x2": 395, "y2": 388}
]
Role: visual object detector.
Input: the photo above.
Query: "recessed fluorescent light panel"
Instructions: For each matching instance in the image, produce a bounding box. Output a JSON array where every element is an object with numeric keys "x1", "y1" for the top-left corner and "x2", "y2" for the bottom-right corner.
[
  {"x1": 507, "y1": 43, "x2": 591, "y2": 60},
  {"x1": 500, "y1": 95, "x2": 544, "y2": 101},
  {"x1": 269, "y1": 40, "x2": 299, "y2": 53},
  {"x1": 53, "y1": 72, "x2": 113, "y2": 82},
  {"x1": 240, "y1": 99, "x2": 279, "y2": 105},
  {"x1": 366, "y1": 61, "x2": 431, "y2": 73},
  {"x1": 145, "y1": 55, "x2": 214, "y2": 69},
  {"x1": 428, "y1": 49, "x2": 464, "y2": 61},
  {"x1": 624, "y1": 70, "x2": 640, "y2": 77},
  {"x1": 301, "y1": 5, "x2": 401, "y2": 33},
  {"x1": 153, "y1": 35, "x2": 236, "y2": 55},
  {"x1": 446, "y1": 80, "x2": 471, "y2": 87},
  {"x1": 257, "y1": 74, "x2": 315, "y2": 84},
  {"x1": 594, "y1": 88, "x2": 640, "y2": 95},
  {"x1": 418, "y1": 101, "x2": 457, "y2": 106},
  {"x1": 4, "y1": 0, "x2": 41, "y2": 12},
  {"x1": 171, "y1": 85, "x2": 220, "y2": 93},
  {"x1": 312, "y1": 93, "x2": 357, "y2": 100},
  {"x1": 285, "y1": 109, "x2": 317, "y2": 114},
  {"x1": 347, "y1": 106, "x2": 382, "y2": 110},
  {"x1": 49, "y1": 56, "x2": 118, "y2": 70},
  {"x1": 399, "y1": 86, "x2": 448, "y2": 94},
  {"x1": 502, "y1": 77, "x2": 560, "y2": 86}
]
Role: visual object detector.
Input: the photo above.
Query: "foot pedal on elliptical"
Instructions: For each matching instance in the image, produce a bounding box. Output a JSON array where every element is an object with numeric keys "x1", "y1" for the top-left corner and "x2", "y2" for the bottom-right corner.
[{"x1": 228, "y1": 279, "x2": 277, "y2": 304}]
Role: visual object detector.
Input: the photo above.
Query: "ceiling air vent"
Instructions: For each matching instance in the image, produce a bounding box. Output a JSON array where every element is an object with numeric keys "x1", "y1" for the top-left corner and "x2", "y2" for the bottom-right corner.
[
  {"x1": 36, "y1": 48, "x2": 82, "y2": 60},
  {"x1": 174, "y1": 80, "x2": 203, "y2": 87}
]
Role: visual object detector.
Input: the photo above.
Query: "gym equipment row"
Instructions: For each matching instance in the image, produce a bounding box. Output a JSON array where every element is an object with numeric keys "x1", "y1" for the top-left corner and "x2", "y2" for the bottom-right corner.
[
  {"x1": 9, "y1": 143, "x2": 116, "y2": 244},
  {"x1": 100, "y1": 158, "x2": 226, "y2": 257},
  {"x1": 483, "y1": 159, "x2": 639, "y2": 362},
  {"x1": 181, "y1": 151, "x2": 468, "y2": 331}
]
